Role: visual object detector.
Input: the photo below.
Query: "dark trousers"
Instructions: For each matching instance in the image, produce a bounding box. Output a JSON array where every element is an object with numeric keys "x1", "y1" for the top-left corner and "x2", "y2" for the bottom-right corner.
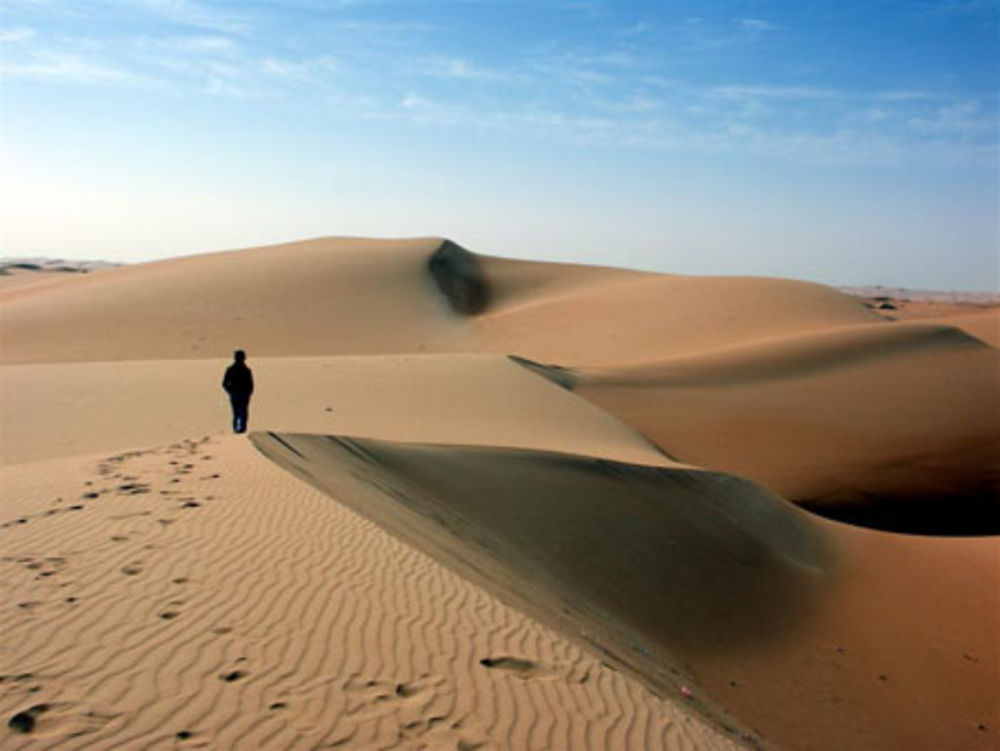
[{"x1": 229, "y1": 394, "x2": 250, "y2": 434}]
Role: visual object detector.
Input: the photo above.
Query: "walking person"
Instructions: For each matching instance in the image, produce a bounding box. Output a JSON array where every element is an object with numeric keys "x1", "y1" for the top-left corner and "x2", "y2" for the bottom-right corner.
[{"x1": 222, "y1": 349, "x2": 254, "y2": 434}]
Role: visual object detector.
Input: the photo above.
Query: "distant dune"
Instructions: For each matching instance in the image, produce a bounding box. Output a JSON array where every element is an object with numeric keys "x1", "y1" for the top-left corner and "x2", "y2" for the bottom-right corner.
[{"x1": 2, "y1": 237, "x2": 996, "y2": 751}]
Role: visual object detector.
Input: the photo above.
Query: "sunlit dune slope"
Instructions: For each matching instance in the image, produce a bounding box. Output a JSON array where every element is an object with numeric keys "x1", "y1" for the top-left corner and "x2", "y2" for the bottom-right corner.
[
  {"x1": 0, "y1": 354, "x2": 671, "y2": 467},
  {"x1": 476, "y1": 256, "x2": 883, "y2": 365},
  {"x1": 566, "y1": 320, "x2": 1000, "y2": 532},
  {"x1": 1, "y1": 236, "x2": 882, "y2": 365}
]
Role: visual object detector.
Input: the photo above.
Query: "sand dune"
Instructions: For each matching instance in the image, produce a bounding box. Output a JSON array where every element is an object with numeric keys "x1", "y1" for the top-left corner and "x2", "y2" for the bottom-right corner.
[
  {"x1": 2, "y1": 439, "x2": 736, "y2": 750},
  {"x1": 2, "y1": 236, "x2": 997, "y2": 751},
  {"x1": 570, "y1": 321, "x2": 1000, "y2": 532},
  {"x1": 0, "y1": 354, "x2": 670, "y2": 467},
  {"x1": 2, "y1": 236, "x2": 881, "y2": 366},
  {"x1": 254, "y1": 432, "x2": 998, "y2": 751}
]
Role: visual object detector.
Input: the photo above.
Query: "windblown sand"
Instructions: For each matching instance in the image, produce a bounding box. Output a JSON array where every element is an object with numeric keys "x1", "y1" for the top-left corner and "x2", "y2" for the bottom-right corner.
[{"x1": 2, "y1": 237, "x2": 997, "y2": 751}]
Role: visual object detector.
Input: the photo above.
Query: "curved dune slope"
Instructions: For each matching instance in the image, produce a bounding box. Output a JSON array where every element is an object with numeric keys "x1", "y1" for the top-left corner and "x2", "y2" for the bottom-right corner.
[
  {"x1": 569, "y1": 321, "x2": 1000, "y2": 533},
  {"x1": 253, "y1": 432, "x2": 998, "y2": 751},
  {"x1": 1, "y1": 236, "x2": 883, "y2": 366},
  {"x1": 0, "y1": 237, "x2": 460, "y2": 364}
]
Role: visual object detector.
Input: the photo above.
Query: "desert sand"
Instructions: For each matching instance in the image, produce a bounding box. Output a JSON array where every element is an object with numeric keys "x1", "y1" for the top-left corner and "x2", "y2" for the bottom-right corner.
[{"x1": 1, "y1": 237, "x2": 997, "y2": 751}]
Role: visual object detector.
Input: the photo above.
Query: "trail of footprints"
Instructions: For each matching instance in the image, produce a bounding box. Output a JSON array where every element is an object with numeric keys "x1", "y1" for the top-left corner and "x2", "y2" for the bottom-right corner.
[
  {"x1": 1, "y1": 437, "x2": 579, "y2": 750},
  {"x1": 2, "y1": 437, "x2": 218, "y2": 611},
  {"x1": 2, "y1": 435, "x2": 731, "y2": 750},
  {"x1": 1, "y1": 438, "x2": 225, "y2": 743}
]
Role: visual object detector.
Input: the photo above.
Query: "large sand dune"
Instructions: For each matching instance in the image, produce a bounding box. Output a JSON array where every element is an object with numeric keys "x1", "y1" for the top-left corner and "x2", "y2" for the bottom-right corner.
[{"x1": 2, "y1": 236, "x2": 997, "y2": 750}]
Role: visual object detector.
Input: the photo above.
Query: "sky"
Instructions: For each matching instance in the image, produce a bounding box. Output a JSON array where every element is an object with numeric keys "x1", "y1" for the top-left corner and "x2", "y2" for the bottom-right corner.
[{"x1": 1, "y1": 0, "x2": 998, "y2": 290}]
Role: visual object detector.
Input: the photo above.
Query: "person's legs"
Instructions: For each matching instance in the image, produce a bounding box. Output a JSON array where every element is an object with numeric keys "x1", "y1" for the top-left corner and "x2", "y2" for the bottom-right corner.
[
  {"x1": 234, "y1": 397, "x2": 249, "y2": 433},
  {"x1": 229, "y1": 395, "x2": 246, "y2": 433}
]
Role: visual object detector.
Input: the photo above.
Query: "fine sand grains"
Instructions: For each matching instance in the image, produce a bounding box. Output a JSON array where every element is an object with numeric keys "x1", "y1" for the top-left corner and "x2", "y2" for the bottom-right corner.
[{"x1": 0, "y1": 436, "x2": 740, "y2": 751}]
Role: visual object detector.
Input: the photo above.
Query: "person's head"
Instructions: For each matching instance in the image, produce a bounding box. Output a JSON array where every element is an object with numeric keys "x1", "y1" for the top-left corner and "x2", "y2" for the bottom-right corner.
[{"x1": 234, "y1": 349, "x2": 246, "y2": 363}]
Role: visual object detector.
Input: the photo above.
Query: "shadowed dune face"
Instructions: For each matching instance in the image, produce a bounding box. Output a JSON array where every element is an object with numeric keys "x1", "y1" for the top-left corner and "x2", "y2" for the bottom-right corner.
[
  {"x1": 252, "y1": 432, "x2": 839, "y2": 749},
  {"x1": 427, "y1": 239, "x2": 491, "y2": 314},
  {"x1": 253, "y1": 433, "x2": 835, "y2": 654},
  {"x1": 253, "y1": 432, "x2": 999, "y2": 751},
  {"x1": 798, "y1": 489, "x2": 1000, "y2": 535}
]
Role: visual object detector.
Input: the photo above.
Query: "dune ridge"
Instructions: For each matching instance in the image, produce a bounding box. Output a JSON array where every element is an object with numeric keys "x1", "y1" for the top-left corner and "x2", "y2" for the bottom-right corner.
[
  {"x1": 252, "y1": 431, "x2": 997, "y2": 751},
  {"x1": 0, "y1": 236, "x2": 886, "y2": 365}
]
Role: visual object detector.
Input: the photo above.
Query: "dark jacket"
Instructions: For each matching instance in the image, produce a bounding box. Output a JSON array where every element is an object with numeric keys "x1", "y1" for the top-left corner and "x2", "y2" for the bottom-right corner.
[{"x1": 223, "y1": 362, "x2": 254, "y2": 398}]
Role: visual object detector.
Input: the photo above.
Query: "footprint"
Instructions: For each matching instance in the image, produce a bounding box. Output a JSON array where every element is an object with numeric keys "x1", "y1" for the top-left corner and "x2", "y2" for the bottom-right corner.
[
  {"x1": 479, "y1": 656, "x2": 552, "y2": 679},
  {"x1": 121, "y1": 565, "x2": 143, "y2": 576},
  {"x1": 117, "y1": 483, "x2": 150, "y2": 496},
  {"x1": 7, "y1": 701, "x2": 118, "y2": 738},
  {"x1": 7, "y1": 703, "x2": 50, "y2": 733},
  {"x1": 344, "y1": 673, "x2": 442, "y2": 720},
  {"x1": 109, "y1": 511, "x2": 152, "y2": 520},
  {"x1": 394, "y1": 682, "x2": 420, "y2": 699}
]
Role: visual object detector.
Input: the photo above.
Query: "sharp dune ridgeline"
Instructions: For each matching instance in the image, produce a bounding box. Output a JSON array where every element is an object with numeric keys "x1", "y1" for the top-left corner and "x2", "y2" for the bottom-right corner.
[{"x1": 2, "y1": 236, "x2": 997, "y2": 751}]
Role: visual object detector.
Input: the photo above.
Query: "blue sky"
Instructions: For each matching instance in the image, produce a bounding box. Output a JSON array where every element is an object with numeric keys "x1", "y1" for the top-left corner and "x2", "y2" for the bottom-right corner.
[{"x1": 2, "y1": 0, "x2": 997, "y2": 289}]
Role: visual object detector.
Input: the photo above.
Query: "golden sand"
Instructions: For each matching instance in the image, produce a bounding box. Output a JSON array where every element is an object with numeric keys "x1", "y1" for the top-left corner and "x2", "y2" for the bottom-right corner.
[{"x1": 2, "y1": 237, "x2": 996, "y2": 750}]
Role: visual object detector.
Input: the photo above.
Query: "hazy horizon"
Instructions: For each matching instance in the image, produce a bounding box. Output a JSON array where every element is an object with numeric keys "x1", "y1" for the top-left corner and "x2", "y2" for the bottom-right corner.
[{"x1": 2, "y1": 1, "x2": 997, "y2": 291}]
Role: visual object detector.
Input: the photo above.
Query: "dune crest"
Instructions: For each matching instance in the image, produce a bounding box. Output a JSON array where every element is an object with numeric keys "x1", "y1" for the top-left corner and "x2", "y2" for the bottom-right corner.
[{"x1": 252, "y1": 431, "x2": 997, "y2": 751}]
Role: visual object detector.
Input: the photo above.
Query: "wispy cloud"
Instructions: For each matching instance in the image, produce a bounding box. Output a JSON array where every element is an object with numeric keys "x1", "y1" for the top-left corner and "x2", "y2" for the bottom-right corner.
[
  {"x1": 336, "y1": 20, "x2": 441, "y2": 34},
  {"x1": 0, "y1": 52, "x2": 139, "y2": 84},
  {"x1": 674, "y1": 15, "x2": 776, "y2": 52},
  {"x1": 118, "y1": 0, "x2": 252, "y2": 34},
  {"x1": 0, "y1": 27, "x2": 36, "y2": 43},
  {"x1": 4, "y1": 0, "x2": 995, "y2": 169},
  {"x1": 711, "y1": 84, "x2": 840, "y2": 100},
  {"x1": 918, "y1": 0, "x2": 999, "y2": 16},
  {"x1": 132, "y1": 34, "x2": 237, "y2": 52},
  {"x1": 417, "y1": 55, "x2": 519, "y2": 83},
  {"x1": 619, "y1": 20, "x2": 652, "y2": 37},
  {"x1": 738, "y1": 18, "x2": 775, "y2": 31},
  {"x1": 260, "y1": 54, "x2": 337, "y2": 83},
  {"x1": 909, "y1": 100, "x2": 996, "y2": 136}
]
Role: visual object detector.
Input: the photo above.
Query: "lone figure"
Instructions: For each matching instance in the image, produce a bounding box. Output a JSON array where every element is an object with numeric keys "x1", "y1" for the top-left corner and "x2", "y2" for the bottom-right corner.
[{"x1": 222, "y1": 349, "x2": 254, "y2": 434}]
